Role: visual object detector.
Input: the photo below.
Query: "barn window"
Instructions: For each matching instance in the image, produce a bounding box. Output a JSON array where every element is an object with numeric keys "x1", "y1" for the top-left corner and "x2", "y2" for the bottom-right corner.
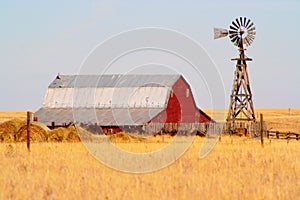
[{"x1": 186, "y1": 89, "x2": 189, "y2": 97}]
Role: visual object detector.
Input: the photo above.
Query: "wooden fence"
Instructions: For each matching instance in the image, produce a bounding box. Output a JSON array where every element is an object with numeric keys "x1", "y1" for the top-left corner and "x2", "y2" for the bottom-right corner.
[
  {"x1": 144, "y1": 121, "x2": 266, "y2": 137},
  {"x1": 267, "y1": 131, "x2": 299, "y2": 140}
]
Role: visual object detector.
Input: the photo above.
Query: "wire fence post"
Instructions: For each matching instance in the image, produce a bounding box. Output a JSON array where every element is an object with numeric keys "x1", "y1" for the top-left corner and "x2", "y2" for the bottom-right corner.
[
  {"x1": 27, "y1": 111, "x2": 32, "y2": 151},
  {"x1": 260, "y1": 113, "x2": 264, "y2": 147}
]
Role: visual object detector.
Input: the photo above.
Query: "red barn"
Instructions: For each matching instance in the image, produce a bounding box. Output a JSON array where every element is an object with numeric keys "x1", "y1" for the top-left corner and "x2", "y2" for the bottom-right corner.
[{"x1": 35, "y1": 74, "x2": 212, "y2": 134}]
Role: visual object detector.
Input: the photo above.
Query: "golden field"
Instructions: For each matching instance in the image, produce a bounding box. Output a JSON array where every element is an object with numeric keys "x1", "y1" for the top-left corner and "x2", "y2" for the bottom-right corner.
[
  {"x1": 203, "y1": 108, "x2": 300, "y2": 133},
  {"x1": 0, "y1": 108, "x2": 299, "y2": 199},
  {"x1": 1, "y1": 137, "x2": 300, "y2": 199},
  {"x1": 0, "y1": 111, "x2": 28, "y2": 123}
]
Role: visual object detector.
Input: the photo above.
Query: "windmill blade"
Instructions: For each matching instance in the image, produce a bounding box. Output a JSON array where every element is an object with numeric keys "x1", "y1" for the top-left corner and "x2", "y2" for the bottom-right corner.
[
  {"x1": 248, "y1": 35, "x2": 255, "y2": 43},
  {"x1": 248, "y1": 34, "x2": 255, "y2": 40},
  {"x1": 248, "y1": 26, "x2": 256, "y2": 32},
  {"x1": 248, "y1": 30, "x2": 256, "y2": 35},
  {"x1": 232, "y1": 21, "x2": 239, "y2": 29},
  {"x1": 229, "y1": 30, "x2": 238, "y2": 35},
  {"x1": 213, "y1": 28, "x2": 228, "y2": 39},
  {"x1": 236, "y1": 18, "x2": 241, "y2": 27},
  {"x1": 229, "y1": 33, "x2": 237, "y2": 39},
  {"x1": 229, "y1": 33, "x2": 238, "y2": 40},
  {"x1": 240, "y1": 17, "x2": 244, "y2": 26},
  {"x1": 248, "y1": 32, "x2": 256, "y2": 38},
  {"x1": 229, "y1": 25, "x2": 238, "y2": 31},
  {"x1": 231, "y1": 35, "x2": 239, "y2": 44},
  {"x1": 248, "y1": 35, "x2": 255, "y2": 44},
  {"x1": 243, "y1": 17, "x2": 247, "y2": 27},
  {"x1": 244, "y1": 37, "x2": 250, "y2": 46},
  {"x1": 247, "y1": 37, "x2": 253, "y2": 45},
  {"x1": 248, "y1": 34, "x2": 256, "y2": 42},
  {"x1": 247, "y1": 22, "x2": 254, "y2": 29},
  {"x1": 245, "y1": 18, "x2": 251, "y2": 28}
]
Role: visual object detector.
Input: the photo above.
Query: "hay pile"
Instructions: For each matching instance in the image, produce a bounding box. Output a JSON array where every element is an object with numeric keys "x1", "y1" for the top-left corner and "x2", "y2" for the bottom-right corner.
[
  {"x1": 108, "y1": 132, "x2": 147, "y2": 143},
  {"x1": 15, "y1": 122, "x2": 50, "y2": 142},
  {"x1": 75, "y1": 126, "x2": 103, "y2": 143},
  {"x1": 0, "y1": 119, "x2": 148, "y2": 143},
  {"x1": 48, "y1": 125, "x2": 80, "y2": 142},
  {"x1": 0, "y1": 118, "x2": 82, "y2": 143},
  {"x1": 0, "y1": 119, "x2": 25, "y2": 142}
]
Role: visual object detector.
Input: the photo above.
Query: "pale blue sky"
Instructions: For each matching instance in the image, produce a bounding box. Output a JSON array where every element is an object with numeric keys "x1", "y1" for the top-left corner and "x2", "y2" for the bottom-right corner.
[{"x1": 1, "y1": 0, "x2": 299, "y2": 110}]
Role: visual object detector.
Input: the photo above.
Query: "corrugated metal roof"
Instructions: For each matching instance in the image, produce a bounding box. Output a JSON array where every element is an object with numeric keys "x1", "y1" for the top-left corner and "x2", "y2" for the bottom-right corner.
[
  {"x1": 42, "y1": 87, "x2": 170, "y2": 108},
  {"x1": 35, "y1": 108, "x2": 164, "y2": 126},
  {"x1": 50, "y1": 74, "x2": 180, "y2": 88},
  {"x1": 36, "y1": 74, "x2": 181, "y2": 126}
]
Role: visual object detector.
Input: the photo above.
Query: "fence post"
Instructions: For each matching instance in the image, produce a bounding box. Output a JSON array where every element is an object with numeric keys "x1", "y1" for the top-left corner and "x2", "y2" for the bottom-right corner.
[
  {"x1": 260, "y1": 113, "x2": 264, "y2": 147},
  {"x1": 27, "y1": 111, "x2": 32, "y2": 151}
]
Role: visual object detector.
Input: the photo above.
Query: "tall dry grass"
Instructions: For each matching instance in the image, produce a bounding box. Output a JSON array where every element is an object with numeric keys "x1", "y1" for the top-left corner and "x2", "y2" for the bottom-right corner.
[
  {"x1": 0, "y1": 108, "x2": 299, "y2": 199},
  {"x1": 0, "y1": 137, "x2": 300, "y2": 199},
  {"x1": 0, "y1": 111, "x2": 27, "y2": 123}
]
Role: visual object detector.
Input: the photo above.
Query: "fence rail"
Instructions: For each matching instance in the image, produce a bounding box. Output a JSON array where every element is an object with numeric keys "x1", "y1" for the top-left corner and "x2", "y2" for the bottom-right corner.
[
  {"x1": 267, "y1": 131, "x2": 299, "y2": 140},
  {"x1": 144, "y1": 121, "x2": 266, "y2": 137}
]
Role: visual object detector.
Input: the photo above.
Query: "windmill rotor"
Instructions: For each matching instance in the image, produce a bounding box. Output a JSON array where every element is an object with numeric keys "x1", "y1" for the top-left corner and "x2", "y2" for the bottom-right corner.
[{"x1": 213, "y1": 17, "x2": 256, "y2": 47}]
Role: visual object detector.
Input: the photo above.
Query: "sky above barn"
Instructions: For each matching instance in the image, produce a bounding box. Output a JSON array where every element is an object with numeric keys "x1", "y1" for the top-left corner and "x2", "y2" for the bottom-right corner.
[{"x1": 1, "y1": 0, "x2": 299, "y2": 110}]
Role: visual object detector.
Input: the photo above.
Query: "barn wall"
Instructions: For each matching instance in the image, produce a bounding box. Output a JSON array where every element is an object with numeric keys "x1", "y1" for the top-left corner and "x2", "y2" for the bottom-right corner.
[{"x1": 151, "y1": 76, "x2": 211, "y2": 123}]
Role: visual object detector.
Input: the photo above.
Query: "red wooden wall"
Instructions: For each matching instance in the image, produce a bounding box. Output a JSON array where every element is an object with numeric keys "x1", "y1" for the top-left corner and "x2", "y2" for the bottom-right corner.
[{"x1": 151, "y1": 76, "x2": 211, "y2": 123}]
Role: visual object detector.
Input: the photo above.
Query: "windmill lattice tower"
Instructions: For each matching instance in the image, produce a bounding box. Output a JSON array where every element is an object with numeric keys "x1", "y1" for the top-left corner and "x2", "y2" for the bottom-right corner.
[{"x1": 214, "y1": 17, "x2": 256, "y2": 124}]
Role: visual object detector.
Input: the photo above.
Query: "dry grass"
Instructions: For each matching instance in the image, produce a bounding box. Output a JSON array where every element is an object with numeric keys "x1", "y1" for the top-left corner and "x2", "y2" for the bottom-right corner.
[
  {"x1": 0, "y1": 111, "x2": 27, "y2": 124},
  {"x1": 203, "y1": 108, "x2": 300, "y2": 133},
  {"x1": 0, "y1": 109, "x2": 299, "y2": 199},
  {"x1": 0, "y1": 138, "x2": 300, "y2": 199},
  {"x1": 255, "y1": 108, "x2": 300, "y2": 133}
]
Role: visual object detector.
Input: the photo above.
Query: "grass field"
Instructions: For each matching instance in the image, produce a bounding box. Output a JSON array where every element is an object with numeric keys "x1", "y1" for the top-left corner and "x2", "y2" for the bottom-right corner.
[
  {"x1": 0, "y1": 111, "x2": 27, "y2": 123},
  {"x1": 0, "y1": 108, "x2": 299, "y2": 199},
  {"x1": 1, "y1": 137, "x2": 300, "y2": 199},
  {"x1": 203, "y1": 108, "x2": 300, "y2": 133}
]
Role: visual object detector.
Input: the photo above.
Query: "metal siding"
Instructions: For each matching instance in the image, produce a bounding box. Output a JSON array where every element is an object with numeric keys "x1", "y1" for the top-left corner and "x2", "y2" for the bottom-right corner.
[
  {"x1": 73, "y1": 88, "x2": 96, "y2": 108},
  {"x1": 43, "y1": 88, "x2": 73, "y2": 108}
]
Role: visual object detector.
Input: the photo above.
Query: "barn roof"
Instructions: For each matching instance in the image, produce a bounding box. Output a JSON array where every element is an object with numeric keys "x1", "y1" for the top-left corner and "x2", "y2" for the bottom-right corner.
[
  {"x1": 35, "y1": 74, "x2": 211, "y2": 126},
  {"x1": 50, "y1": 74, "x2": 180, "y2": 88},
  {"x1": 35, "y1": 108, "x2": 164, "y2": 126},
  {"x1": 36, "y1": 74, "x2": 181, "y2": 126}
]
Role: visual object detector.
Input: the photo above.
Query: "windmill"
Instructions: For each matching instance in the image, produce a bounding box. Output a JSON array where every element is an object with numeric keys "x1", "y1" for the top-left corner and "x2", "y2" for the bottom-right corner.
[{"x1": 214, "y1": 17, "x2": 256, "y2": 126}]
